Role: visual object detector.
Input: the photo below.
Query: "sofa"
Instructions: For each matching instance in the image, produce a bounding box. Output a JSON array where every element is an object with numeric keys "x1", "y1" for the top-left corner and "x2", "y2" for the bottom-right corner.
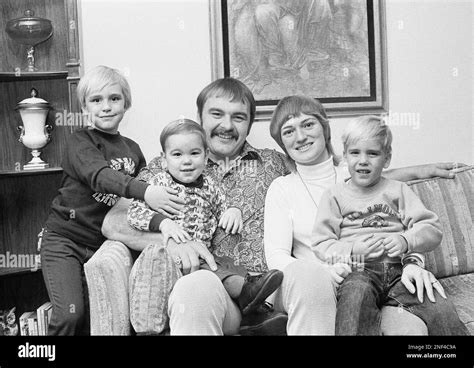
[{"x1": 84, "y1": 166, "x2": 473, "y2": 335}]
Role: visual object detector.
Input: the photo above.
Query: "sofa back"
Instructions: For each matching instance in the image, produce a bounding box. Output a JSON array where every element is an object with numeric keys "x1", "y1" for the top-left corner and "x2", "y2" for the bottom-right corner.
[{"x1": 407, "y1": 166, "x2": 473, "y2": 279}]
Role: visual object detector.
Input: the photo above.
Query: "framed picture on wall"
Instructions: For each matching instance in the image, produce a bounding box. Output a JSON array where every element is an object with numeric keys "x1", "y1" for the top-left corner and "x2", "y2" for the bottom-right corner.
[{"x1": 209, "y1": 0, "x2": 388, "y2": 121}]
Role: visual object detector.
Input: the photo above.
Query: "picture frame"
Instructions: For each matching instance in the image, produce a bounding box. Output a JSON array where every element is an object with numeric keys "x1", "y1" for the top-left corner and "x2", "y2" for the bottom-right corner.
[{"x1": 209, "y1": 0, "x2": 388, "y2": 121}]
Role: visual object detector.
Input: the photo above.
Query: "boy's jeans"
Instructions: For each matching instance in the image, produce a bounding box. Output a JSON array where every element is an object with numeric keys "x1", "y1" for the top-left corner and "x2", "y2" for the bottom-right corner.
[
  {"x1": 40, "y1": 229, "x2": 94, "y2": 335},
  {"x1": 335, "y1": 262, "x2": 469, "y2": 335}
]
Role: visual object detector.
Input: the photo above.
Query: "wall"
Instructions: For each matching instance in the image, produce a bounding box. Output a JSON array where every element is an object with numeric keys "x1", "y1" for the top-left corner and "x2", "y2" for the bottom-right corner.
[
  {"x1": 80, "y1": 0, "x2": 473, "y2": 167},
  {"x1": 79, "y1": 0, "x2": 213, "y2": 161}
]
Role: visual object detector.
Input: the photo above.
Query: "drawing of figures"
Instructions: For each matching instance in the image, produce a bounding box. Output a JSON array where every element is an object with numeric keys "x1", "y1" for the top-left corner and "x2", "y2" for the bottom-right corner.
[{"x1": 227, "y1": 0, "x2": 370, "y2": 100}]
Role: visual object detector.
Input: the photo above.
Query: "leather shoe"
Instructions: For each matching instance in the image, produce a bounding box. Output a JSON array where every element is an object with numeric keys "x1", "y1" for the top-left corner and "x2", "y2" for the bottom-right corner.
[
  {"x1": 239, "y1": 303, "x2": 287, "y2": 336},
  {"x1": 238, "y1": 269, "x2": 283, "y2": 315}
]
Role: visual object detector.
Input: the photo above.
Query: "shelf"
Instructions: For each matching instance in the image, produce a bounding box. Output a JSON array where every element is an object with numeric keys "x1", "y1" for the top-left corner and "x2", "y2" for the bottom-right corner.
[
  {"x1": 0, "y1": 167, "x2": 63, "y2": 177},
  {"x1": 0, "y1": 71, "x2": 68, "y2": 82}
]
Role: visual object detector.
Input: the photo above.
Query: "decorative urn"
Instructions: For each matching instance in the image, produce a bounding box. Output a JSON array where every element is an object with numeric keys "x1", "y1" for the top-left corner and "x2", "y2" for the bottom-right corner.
[{"x1": 16, "y1": 88, "x2": 52, "y2": 170}]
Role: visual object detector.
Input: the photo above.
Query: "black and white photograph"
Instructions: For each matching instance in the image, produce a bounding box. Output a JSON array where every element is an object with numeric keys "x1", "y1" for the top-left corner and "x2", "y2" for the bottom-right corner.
[{"x1": 0, "y1": 0, "x2": 472, "y2": 365}]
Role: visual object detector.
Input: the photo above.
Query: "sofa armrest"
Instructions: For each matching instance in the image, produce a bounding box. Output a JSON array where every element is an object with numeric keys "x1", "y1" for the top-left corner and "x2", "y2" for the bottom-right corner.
[
  {"x1": 129, "y1": 243, "x2": 182, "y2": 335},
  {"x1": 407, "y1": 166, "x2": 473, "y2": 278},
  {"x1": 84, "y1": 240, "x2": 134, "y2": 335}
]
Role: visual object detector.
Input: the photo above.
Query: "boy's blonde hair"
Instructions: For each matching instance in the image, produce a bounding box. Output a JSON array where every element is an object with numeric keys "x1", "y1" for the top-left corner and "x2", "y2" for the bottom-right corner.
[
  {"x1": 342, "y1": 115, "x2": 392, "y2": 155},
  {"x1": 160, "y1": 119, "x2": 207, "y2": 152},
  {"x1": 77, "y1": 65, "x2": 132, "y2": 110}
]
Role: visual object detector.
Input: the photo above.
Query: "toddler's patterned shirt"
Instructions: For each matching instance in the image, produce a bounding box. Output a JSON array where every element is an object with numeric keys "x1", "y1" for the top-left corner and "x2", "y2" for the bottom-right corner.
[{"x1": 127, "y1": 171, "x2": 227, "y2": 248}]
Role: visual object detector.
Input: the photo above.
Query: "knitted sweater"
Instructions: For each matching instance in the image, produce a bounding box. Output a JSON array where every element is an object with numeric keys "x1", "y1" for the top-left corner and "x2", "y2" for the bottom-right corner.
[{"x1": 264, "y1": 156, "x2": 348, "y2": 271}]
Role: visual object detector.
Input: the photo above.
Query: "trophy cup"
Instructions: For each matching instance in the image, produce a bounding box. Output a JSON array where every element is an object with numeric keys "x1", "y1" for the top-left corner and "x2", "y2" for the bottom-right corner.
[
  {"x1": 5, "y1": 9, "x2": 53, "y2": 72},
  {"x1": 16, "y1": 88, "x2": 52, "y2": 170}
]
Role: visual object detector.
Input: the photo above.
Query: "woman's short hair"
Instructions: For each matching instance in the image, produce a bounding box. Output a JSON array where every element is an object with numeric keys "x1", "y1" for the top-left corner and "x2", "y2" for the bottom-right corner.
[
  {"x1": 160, "y1": 118, "x2": 207, "y2": 152},
  {"x1": 342, "y1": 115, "x2": 392, "y2": 155},
  {"x1": 270, "y1": 95, "x2": 340, "y2": 168},
  {"x1": 196, "y1": 78, "x2": 256, "y2": 133},
  {"x1": 77, "y1": 65, "x2": 132, "y2": 110}
]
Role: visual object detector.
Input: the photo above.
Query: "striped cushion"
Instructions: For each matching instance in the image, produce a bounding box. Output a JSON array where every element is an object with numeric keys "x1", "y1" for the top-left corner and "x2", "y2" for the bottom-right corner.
[
  {"x1": 84, "y1": 240, "x2": 134, "y2": 335},
  {"x1": 407, "y1": 167, "x2": 473, "y2": 278},
  {"x1": 129, "y1": 244, "x2": 182, "y2": 335}
]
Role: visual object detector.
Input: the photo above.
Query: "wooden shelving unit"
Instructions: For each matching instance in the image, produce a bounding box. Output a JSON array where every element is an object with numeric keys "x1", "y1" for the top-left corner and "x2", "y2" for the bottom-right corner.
[
  {"x1": 0, "y1": 0, "x2": 81, "y2": 320},
  {"x1": 0, "y1": 71, "x2": 68, "y2": 82}
]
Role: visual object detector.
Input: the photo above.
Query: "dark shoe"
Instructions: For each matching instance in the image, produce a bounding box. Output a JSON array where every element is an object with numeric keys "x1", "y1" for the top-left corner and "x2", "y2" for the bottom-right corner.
[
  {"x1": 238, "y1": 269, "x2": 283, "y2": 315},
  {"x1": 239, "y1": 303, "x2": 287, "y2": 336}
]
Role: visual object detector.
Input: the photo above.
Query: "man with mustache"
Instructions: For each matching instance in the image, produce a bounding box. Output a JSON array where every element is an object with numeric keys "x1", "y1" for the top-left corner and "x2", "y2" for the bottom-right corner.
[{"x1": 101, "y1": 78, "x2": 459, "y2": 335}]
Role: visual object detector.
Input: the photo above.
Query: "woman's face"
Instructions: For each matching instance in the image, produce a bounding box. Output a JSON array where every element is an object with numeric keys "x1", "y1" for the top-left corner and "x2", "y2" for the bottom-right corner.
[{"x1": 280, "y1": 113, "x2": 330, "y2": 166}]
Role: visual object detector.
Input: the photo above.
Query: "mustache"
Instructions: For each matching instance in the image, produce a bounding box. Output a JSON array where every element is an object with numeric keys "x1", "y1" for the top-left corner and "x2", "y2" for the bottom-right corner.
[{"x1": 211, "y1": 128, "x2": 238, "y2": 139}]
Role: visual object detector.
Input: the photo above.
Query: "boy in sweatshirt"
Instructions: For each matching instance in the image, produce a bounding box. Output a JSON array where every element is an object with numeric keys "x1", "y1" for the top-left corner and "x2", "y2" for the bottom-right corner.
[
  {"x1": 313, "y1": 115, "x2": 468, "y2": 335},
  {"x1": 41, "y1": 65, "x2": 166, "y2": 335}
]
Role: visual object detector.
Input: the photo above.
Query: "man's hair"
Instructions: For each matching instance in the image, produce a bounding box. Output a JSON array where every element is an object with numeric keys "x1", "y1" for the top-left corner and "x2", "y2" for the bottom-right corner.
[
  {"x1": 77, "y1": 65, "x2": 132, "y2": 110},
  {"x1": 342, "y1": 115, "x2": 393, "y2": 155},
  {"x1": 270, "y1": 95, "x2": 340, "y2": 168},
  {"x1": 196, "y1": 78, "x2": 256, "y2": 132},
  {"x1": 160, "y1": 118, "x2": 208, "y2": 152}
]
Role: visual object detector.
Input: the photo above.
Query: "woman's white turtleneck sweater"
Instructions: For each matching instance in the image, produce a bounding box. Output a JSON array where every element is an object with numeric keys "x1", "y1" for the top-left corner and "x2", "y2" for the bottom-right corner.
[{"x1": 264, "y1": 156, "x2": 348, "y2": 271}]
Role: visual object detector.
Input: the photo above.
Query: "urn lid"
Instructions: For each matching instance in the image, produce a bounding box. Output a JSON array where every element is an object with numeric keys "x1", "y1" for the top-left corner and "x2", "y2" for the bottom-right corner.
[{"x1": 16, "y1": 88, "x2": 51, "y2": 110}]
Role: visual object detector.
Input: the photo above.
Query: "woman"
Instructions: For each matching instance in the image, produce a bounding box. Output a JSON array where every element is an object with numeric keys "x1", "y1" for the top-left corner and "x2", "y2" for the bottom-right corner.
[{"x1": 265, "y1": 95, "x2": 446, "y2": 335}]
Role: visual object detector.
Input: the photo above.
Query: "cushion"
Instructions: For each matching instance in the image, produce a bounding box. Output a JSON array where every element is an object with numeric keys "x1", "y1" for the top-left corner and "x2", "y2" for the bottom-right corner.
[
  {"x1": 84, "y1": 240, "x2": 134, "y2": 335},
  {"x1": 129, "y1": 244, "x2": 182, "y2": 335},
  {"x1": 439, "y1": 273, "x2": 474, "y2": 335},
  {"x1": 407, "y1": 167, "x2": 473, "y2": 278}
]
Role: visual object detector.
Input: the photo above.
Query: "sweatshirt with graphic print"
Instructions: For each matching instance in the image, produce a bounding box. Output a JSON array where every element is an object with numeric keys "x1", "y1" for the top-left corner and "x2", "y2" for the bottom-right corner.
[
  {"x1": 45, "y1": 128, "x2": 148, "y2": 249},
  {"x1": 313, "y1": 177, "x2": 442, "y2": 264}
]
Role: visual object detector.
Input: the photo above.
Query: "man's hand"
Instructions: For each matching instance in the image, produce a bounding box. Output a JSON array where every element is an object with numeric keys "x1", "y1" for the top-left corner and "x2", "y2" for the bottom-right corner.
[
  {"x1": 385, "y1": 162, "x2": 467, "y2": 182},
  {"x1": 401, "y1": 264, "x2": 447, "y2": 303},
  {"x1": 166, "y1": 240, "x2": 218, "y2": 275},
  {"x1": 159, "y1": 218, "x2": 192, "y2": 245},
  {"x1": 218, "y1": 207, "x2": 243, "y2": 234},
  {"x1": 328, "y1": 262, "x2": 352, "y2": 287},
  {"x1": 144, "y1": 185, "x2": 185, "y2": 217},
  {"x1": 352, "y1": 234, "x2": 385, "y2": 260},
  {"x1": 383, "y1": 234, "x2": 408, "y2": 258},
  {"x1": 417, "y1": 162, "x2": 466, "y2": 180}
]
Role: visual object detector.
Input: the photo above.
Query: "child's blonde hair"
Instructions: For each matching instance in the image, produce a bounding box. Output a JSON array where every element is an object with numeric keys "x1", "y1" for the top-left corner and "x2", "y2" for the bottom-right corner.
[
  {"x1": 342, "y1": 115, "x2": 392, "y2": 155},
  {"x1": 77, "y1": 65, "x2": 132, "y2": 110}
]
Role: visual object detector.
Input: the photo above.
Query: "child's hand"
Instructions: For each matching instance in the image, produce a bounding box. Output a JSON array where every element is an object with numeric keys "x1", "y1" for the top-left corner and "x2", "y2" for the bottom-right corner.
[
  {"x1": 144, "y1": 185, "x2": 185, "y2": 217},
  {"x1": 383, "y1": 234, "x2": 408, "y2": 258},
  {"x1": 218, "y1": 207, "x2": 243, "y2": 234},
  {"x1": 159, "y1": 218, "x2": 191, "y2": 245},
  {"x1": 328, "y1": 262, "x2": 352, "y2": 287},
  {"x1": 352, "y1": 234, "x2": 385, "y2": 260}
]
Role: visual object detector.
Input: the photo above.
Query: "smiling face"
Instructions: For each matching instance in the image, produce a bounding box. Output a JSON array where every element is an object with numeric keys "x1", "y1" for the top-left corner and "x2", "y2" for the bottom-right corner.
[
  {"x1": 280, "y1": 113, "x2": 330, "y2": 166},
  {"x1": 200, "y1": 96, "x2": 250, "y2": 162},
  {"x1": 163, "y1": 132, "x2": 207, "y2": 184},
  {"x1": 345, "y1": 138, "x2": 391, "y2": 188},
  {"x1": 84, "y1": 83, "x2": 126, "y2": 134}
]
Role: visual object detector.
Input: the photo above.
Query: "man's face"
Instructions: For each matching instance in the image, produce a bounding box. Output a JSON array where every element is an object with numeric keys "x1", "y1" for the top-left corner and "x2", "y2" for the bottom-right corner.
[{"x1": 200, "y1": 96, "x2": 250, "y2": 162}]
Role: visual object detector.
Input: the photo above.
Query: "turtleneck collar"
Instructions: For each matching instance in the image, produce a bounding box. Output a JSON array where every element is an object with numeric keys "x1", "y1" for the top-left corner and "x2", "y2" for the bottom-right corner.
[{"x1": 295, "y1": 156, "x2": 335, "y2": 180}]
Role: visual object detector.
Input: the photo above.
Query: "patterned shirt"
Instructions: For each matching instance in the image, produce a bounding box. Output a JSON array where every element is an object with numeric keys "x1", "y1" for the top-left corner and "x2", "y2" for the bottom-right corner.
[
  {"x1": 137, "y1": 142, "x2": 289, "y2": 273},
  {"x1": 127, "y1": 171, "x2": 227, "y2": 248}
]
